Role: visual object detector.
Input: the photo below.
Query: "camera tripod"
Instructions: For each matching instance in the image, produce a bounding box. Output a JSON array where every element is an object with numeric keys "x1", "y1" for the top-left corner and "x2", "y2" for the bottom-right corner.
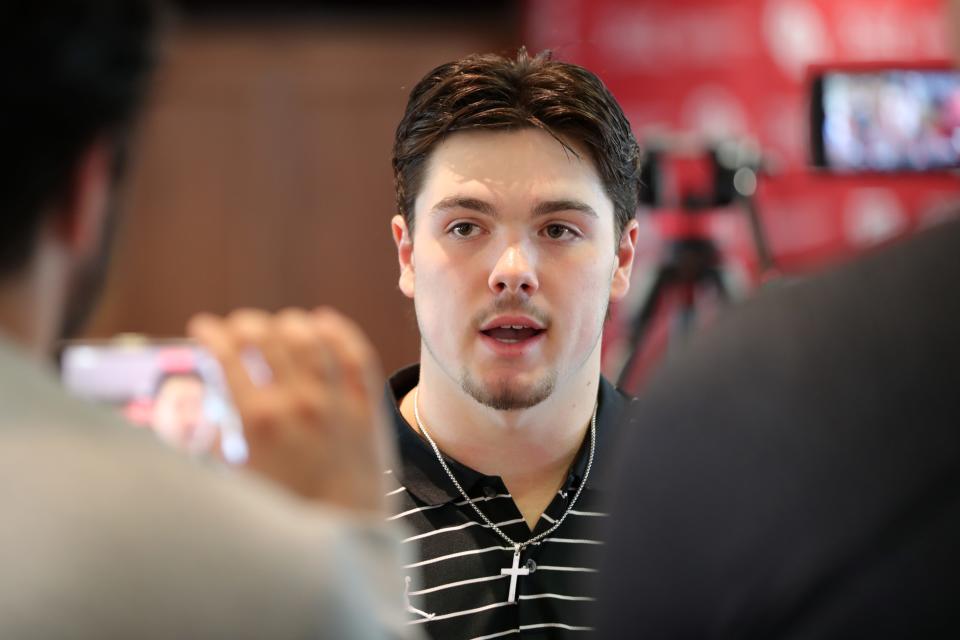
[
  {"x1": 616, "y1": 230, "x2": 728, "y2": 392},
  {"x1": 615, "y1": 144, "x2": 776, "y2": 393}
]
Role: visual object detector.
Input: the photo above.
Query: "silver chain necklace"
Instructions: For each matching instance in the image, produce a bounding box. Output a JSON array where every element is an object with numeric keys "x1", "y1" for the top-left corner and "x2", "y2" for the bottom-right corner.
[{"x1": 412, "y1": 388, "x2": 597, "y2": 603}]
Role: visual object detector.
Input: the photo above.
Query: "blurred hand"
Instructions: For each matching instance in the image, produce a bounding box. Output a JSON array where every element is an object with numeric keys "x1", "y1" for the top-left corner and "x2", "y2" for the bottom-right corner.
[{"x1": 188, "y1": 307, "x2": 393, "y2": 514}]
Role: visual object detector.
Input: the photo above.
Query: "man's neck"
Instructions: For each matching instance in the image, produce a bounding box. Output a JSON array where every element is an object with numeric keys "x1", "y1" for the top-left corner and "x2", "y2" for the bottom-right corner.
[
  {"x1": 0, "y1": 268, "x2": 56, "y2": 360},
  {"x1": 399, "y1": 348, "x2": 601, "y2": 528}
]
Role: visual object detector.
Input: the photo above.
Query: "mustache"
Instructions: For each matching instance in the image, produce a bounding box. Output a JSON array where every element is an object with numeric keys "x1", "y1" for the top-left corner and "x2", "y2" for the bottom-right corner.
[{"x1": 472, "y1": 295, "x2": 551, "y2": 330}]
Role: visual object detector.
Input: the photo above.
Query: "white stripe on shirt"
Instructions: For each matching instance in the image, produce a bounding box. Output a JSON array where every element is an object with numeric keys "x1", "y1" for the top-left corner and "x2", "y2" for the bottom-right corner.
[
  {"x1": 467, "y1": 629, "x2": 521, "y2": 640},
  {"x1": 403, "y1": 545, "x2": 514, "y2": 569},
  {"x1": 408, "y1": 574, "x2": 507, "y2": 597},
  {"x1": 536, "y1": 565, "x2": 598, "y2": 573},
  {"x1": 387, "y1": 492, "x2": 512, "y2": 521},
  {"x1": 387, "y1": 503, "x2": 445, "y2": 521},
  {"x1": 517, "y1": 593, "x2": 596, "y2": 602},
  {"x1": 454, "y1": 493, "x2": 512, "y2": 506},
  {"x1": 542, "y1": 537, "x2": 604, "y2": 545},
  {"x1": 463, "y1": 617, "x2": 596, "y2": 638},
  {"x1": 520, "y1": 622, "x2": 594, "y2": 632},
  {"x1": 408, "y1": 600, "x2": 514, "y2": 625},
  {"x1": 403, "y1": 518, "x2": 525, "y2": 544}
]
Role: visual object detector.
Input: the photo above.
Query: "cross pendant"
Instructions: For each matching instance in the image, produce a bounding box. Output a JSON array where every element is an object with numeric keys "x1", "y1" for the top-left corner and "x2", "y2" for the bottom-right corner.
[{"x1": 500, "y1": 544, "x2": 529, "y2": 604}]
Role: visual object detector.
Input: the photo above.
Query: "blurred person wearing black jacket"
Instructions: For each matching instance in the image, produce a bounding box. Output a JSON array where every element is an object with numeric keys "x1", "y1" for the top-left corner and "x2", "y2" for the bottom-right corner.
[
  {"x1": 600, "y1": 220, "x2": 960, "y2": 638},
  {"x1": 598, "y1": 4, "x2": 960, "y2": 634}
]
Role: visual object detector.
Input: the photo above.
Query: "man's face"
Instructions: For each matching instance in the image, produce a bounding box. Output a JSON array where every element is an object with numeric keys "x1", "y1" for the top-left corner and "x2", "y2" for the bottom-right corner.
[
  {"x1": 151, "y1": 375, "x2": 216, "y2": 453},
  {"x1": 394, "y1": 128, "x2": 637, "y2": 410}
]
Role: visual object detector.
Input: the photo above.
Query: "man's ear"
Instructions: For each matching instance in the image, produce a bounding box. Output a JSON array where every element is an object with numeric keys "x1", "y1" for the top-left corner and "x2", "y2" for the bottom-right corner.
[
  {"x1": 610, "y1": 218, "x2": 639, "y2": 302},
  {"x1": 391, "y1": 214, "x2": 415, "y2": 299},
  {"x1": 52, "y1": 138, "x2": 114, "y2": 259}
]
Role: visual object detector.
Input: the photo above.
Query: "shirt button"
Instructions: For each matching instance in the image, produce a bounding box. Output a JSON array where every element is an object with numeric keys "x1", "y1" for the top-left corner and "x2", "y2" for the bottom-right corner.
[
  {"x1": 482, "y1": 485, "x2": 498, "y2": 499},
  {"x1": 525, "y1": 559, "x2": 537, "y2": 573}
]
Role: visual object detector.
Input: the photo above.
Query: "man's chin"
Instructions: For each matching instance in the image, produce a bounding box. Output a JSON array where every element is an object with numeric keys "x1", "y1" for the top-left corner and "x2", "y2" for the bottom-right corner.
[{"x1": 460, "y1": 370, "x2": 556, "y2": 411}]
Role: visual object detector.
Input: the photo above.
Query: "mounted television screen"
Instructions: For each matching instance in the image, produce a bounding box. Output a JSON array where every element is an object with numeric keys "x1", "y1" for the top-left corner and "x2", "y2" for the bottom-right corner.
[{"x1": 811, "y1": 65, "x2": 960, "y2": 172}]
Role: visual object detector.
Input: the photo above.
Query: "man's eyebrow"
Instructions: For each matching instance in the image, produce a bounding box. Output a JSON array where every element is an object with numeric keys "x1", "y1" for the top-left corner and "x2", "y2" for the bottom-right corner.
[
  {"x1": 429, "y1": 197, "x2": 598, "y2": 219},
  {"x1": 532, "y1": 199, "x2": 598, "y2": 218},
  {"x1": 430, "y1": 196, "x2": 497, "y2": 216}
]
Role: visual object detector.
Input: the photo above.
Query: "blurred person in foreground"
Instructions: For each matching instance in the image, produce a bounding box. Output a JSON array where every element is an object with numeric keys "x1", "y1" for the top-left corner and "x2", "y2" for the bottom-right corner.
[
  {"x1": 385, "y1": 49, "x2": 640, "y2": 638},
  {"x1": 599, "y1": 5, "x2": 960, "y2": 638},
  {"x1": 0, "y1": 3, "x2": 412, "y2": 637}
]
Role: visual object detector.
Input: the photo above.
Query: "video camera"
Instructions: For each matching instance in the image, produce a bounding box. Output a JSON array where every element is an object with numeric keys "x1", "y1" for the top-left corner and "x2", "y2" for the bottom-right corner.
[{"x1": 638, "y1": 137, "x2": 763, "y2": 210}]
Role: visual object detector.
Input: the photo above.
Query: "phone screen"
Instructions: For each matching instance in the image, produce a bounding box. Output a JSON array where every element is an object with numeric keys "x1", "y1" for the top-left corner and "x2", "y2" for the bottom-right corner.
[
  {"x1": 812, "y1": 68, "x2": 960, "y2": 172},
  {"x1": 60, "y1": 341, "x2": 248, "y2": 463}
]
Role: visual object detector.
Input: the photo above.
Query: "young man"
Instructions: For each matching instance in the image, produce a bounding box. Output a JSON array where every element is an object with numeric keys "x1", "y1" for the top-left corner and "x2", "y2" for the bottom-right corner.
[
  {"x1": 387, "y1": 49, "x2": 641, "y2": 638},
  {"x1": 0, "y1": 3, "x2": 410, "y2": 636}
]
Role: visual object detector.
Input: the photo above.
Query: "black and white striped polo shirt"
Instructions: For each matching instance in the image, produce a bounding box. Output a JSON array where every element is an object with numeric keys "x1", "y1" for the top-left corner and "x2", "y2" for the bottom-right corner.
[{"x1": 385, "y1": 365, "x2": 628, "y2": 639}]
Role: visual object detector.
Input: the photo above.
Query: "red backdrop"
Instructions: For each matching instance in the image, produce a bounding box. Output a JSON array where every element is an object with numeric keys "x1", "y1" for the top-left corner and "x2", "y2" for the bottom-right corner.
[{"x1": 524, "y1": 0, "x2": 960, "y2": 385}]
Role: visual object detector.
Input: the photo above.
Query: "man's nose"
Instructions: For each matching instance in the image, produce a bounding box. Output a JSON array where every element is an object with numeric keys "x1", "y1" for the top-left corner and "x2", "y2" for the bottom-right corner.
[{"x1": 488, "y1": 242, "x2": 539, "y2": 296}]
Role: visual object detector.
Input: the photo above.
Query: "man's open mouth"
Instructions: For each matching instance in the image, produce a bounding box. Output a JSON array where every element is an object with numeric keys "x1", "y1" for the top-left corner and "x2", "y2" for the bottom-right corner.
[{"x1": 480, "y1": 325, "x2": 545, "y2": 344}]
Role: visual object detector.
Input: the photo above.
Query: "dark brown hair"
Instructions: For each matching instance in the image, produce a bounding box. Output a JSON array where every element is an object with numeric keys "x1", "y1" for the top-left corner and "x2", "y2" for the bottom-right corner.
[
  {"x1": 392, "y1": 48, "x2": 641, "y2": 237},
  {"x1": 0, "y1": 0, "x2": 163, "y2": 275}
]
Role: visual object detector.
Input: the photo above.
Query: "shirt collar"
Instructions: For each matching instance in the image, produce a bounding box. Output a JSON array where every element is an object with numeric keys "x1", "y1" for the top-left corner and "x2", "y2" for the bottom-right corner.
[
  {"x1": 576, "y1": 373, "x2": 631, "y2": 492},
  {"x1": 386, "y1": 364, "x2": 632, "y2": 506}
]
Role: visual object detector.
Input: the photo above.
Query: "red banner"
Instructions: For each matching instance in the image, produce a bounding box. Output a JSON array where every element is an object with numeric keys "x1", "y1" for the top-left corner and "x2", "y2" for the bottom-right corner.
[
  {"x1": 525, "y1": 0, "x2": 960, "y2": 387},
  {"x1": 525, "y1": 0, "x2": 960, "y2": 268}
]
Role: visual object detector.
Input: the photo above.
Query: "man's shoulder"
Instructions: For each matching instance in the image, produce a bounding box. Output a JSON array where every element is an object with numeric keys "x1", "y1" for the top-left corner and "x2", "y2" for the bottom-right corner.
[
  {"x1": 646, "y1": 219, "x2": 960, "y2": 400},
  {"x1": 0, "y1": 404, "x2": 354, "y2": 564},
  {"x1": 0, "y1": 351, "x2": 401, "y2": 637},
  {"x1": 0, "y1": 397, "x2": 362, "y2": 548},
  {"x1": 613, "y1": 217, "x2": 960, "y2": 542},
  {"x1": 599, "y1": 217, "x2": 960, "y2": 639},
  {"x1": 0, "y1": 424, "x2": 402, "y2": 638},
  {"x1": 759, "y1": 218, "x2": 958, "y2": 337}
]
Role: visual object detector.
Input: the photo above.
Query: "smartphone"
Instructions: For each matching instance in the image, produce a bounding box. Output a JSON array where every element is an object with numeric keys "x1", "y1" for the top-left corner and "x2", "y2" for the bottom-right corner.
[
  {"x1": 810, "y1": 62, "x2": 960, "y2": 172},
  {"x1": 59, "y1": 338, "x2": 248, "y2": 464}
]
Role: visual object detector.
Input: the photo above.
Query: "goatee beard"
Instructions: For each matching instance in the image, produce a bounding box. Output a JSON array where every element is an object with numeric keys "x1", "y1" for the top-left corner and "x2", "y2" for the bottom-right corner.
[{"x1": 459, "y1": 369, "x2": 557, "y2": 411}]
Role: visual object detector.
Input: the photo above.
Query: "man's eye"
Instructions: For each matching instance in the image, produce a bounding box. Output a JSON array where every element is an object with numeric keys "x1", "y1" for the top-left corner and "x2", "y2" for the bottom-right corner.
[
  {"x1": 449, "y1": 222, "x2": 479, "y2": 238},
  {"x1": 543, "y1": 224, "x2": 577, "y2": 240}
]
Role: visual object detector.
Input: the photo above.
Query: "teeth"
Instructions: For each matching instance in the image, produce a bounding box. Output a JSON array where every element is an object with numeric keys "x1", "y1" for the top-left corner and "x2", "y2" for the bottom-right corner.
[{"x1": 499, "y1": 325, "x2": 529, "y2": 330}]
